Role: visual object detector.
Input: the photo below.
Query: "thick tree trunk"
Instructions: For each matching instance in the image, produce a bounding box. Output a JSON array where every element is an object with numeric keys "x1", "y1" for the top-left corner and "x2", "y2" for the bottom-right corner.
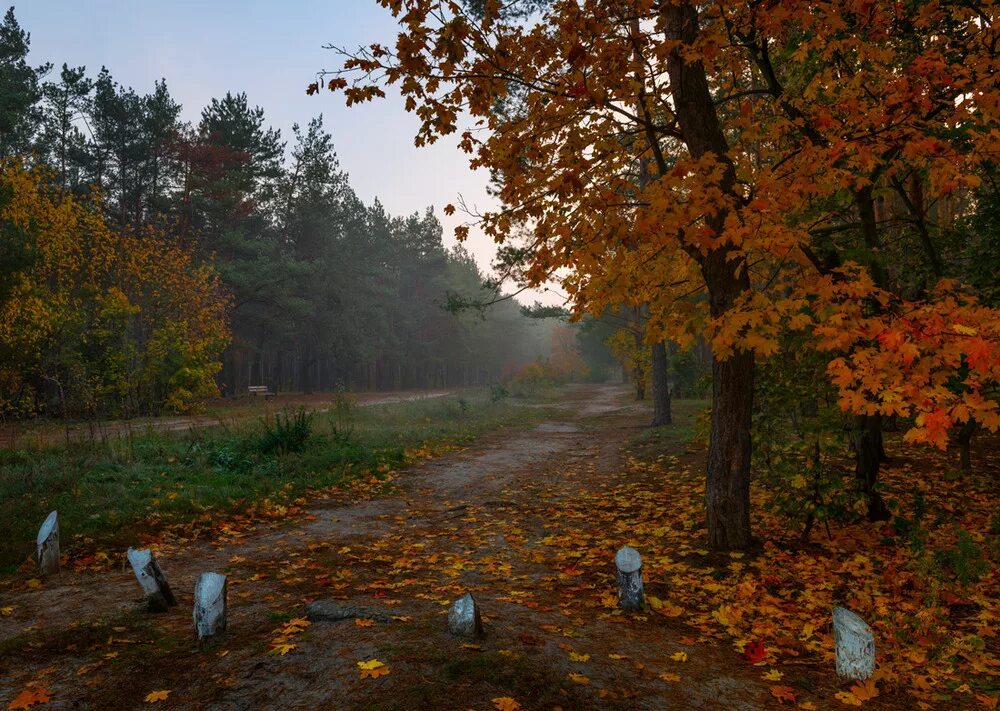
[
  {"x1": 651, "y1": 341, "x2": 672, "y2": 426},
  {"x1": 850, "y1": 414, "x2": 890, "y2": 521},
  {"x1": 706, "y1": 346, "x2": 755, "y2": 550},
  {"x1": 664, "y1": 0, "x2": 754, "y2": 550}
]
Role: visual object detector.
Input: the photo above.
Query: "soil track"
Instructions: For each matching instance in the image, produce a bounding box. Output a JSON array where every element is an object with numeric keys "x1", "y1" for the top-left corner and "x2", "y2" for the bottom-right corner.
[{"x1": 0, "y1": 385, "x2": 776, "y2": 710}]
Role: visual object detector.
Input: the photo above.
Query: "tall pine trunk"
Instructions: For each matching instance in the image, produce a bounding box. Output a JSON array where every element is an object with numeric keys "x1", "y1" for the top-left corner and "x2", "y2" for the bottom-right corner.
[{"x1": 651, "y1": 341, "x2": 672, "y2": 426}]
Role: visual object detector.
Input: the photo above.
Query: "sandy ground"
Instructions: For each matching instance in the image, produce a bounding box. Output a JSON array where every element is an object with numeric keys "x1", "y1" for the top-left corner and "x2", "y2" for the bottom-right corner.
[{"x1": 0, "y1": 385, "x2": 777, "y2": 710}]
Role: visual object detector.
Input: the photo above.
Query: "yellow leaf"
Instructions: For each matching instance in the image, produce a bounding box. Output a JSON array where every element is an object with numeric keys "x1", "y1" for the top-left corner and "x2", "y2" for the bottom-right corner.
[
  {"x1": 762, "y1": 669, "x2": 783, "y2": 681},
  {"x1": 0, "y1": 606, "x2": 14, "y2": 616},
  {"x1": 269, "y1": 643, "x2": 296, "y2": 656},
  {"x1": 658, "y1": 672, "x2": 681, "y2": 682},
  {"x1": 357, "y1": 659, "x2": 390, "y2": 679},
  {"x1": 144, "y1": 690, "x2": 171, "y2": 703},
  {"x1": 568, "y1": 652, "x2": 590, "y2": 662},
  {"x1": 567, "y1": 672, "x2": 590, "y2": 685},
  {"x1": 492, "y1": 698, "x2": 522, "y2": 711},
  {"x1": 835, "y1": 691, "x2": 863, "y2": 707},
  {"x1": 670, "y1": 652, "x2": 688, "y2": 662}
]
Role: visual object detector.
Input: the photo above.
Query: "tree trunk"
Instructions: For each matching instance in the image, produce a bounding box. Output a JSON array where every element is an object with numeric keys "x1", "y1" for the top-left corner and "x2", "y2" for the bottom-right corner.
[
  {"x1": 664, "y1": 0, "x2": 754, "y2": 550},
  {"x1": 706, "y1": 346, "x2": 755, "y2": 550},
  {"x1": 651, "y1": 341, "x2": 672, "y2": 426},
  {"x1": 850, "y1": 414, "x2": 890, "y2": 521},
  {"x1": 957, "y1": 419, "x2": 976, "y2": 473}
]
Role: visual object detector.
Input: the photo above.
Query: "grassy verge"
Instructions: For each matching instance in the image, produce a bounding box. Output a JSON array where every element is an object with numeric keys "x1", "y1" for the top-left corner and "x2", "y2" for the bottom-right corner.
[
  {"x1": 0, "y1": 390, "x2": 556, "y2": 572},
  {"x1": 623, "y1": 398, "x2": 709, "y2": 458}
]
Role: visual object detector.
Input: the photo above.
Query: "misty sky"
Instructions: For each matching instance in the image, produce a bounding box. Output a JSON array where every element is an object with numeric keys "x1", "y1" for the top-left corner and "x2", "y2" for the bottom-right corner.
[{"x1": 15, "y1": 1, "x2": 561, "y2": 305}]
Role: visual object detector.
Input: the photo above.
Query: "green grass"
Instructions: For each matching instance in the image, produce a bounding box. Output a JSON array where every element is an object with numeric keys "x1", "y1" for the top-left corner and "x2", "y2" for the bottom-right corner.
[
  {"x1": 0, "y1": 390, "x2": 557, "y2": 572},
  {"x1": 624, "y1": 398, "x2": 709, "y2": 457}
]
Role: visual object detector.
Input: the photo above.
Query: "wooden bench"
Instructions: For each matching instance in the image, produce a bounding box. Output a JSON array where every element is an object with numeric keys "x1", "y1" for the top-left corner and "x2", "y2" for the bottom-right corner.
[{"x1": 248, "y1": 385, "x2": 276, "y2": 399}]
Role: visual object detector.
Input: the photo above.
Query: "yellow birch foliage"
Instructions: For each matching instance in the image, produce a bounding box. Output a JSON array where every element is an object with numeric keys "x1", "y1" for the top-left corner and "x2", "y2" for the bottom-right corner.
[{"x1": 0, "y1": 163, "x2": 230, "y2": 416}]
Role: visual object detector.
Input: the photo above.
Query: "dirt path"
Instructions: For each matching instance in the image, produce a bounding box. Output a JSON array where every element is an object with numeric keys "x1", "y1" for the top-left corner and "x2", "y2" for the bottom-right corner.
[
  {"x1": 0, "y1": 385, "x2": 775, "y2": 710},
  {"x1": 0, "y1": 389, "x2": 459, "y2": 448}
]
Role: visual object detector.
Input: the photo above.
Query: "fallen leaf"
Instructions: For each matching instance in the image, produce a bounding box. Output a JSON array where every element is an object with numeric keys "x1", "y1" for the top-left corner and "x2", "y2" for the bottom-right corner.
[
  {"x1": 670, "y1": 651, "x2": 688, "y2": 663},
  {"x1": 492, "y1": 698, "x2": 522, "y2": 711},
  {"x1": 658, "y1": 672, "x2": 681, "y2": 682},
  {"x1": 567, "y1": 672, "x2": 590, "y2": 685},
  {"x1": 269, "y1": 643, "x2": 296, "y2": 656},
  {"x1": 144, "y1": 690, "x2": 171, "y2": 703},
  {"x1": 770, "y1": 686, "x2": 797, "y2": 704},
  {"x1": 743, "y1": 640, "x2": 766, "y2": 663},
  {"x1": 835, "y1": 691, "x2": 864, "y2": 707},
  {"x1": 357, "y1": 659, "x2": 390, "y2": 679},
  {"x1": 354, "y1": 618, "x2": 375, "y2": 628},
  {"x1": 762, "y1": 669, "x2": 783, "y2": 681},
  {"x1": 568, "y1": 652, "x2": 590, "y2": 662},
  {"x1": 8, "y1": 687, "x2": 52, "y2": 709},
  {"x1": 850, "y1": 680, "x2": 878, "y2": 701}
]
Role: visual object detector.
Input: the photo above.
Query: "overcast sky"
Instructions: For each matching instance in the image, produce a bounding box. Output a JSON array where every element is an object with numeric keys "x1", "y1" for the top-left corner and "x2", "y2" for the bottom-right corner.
[{"x1": 14, "y1": 1, "x2": 561, "y2": 305}]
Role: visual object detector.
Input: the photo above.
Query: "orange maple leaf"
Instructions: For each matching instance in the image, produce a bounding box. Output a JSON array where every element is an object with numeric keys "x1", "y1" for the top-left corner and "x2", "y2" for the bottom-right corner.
[
  {"x1": 770, "y1": 686, "x2": 797, "y2": 704},
  {"x1": 492, "y1": 698, "x2": 522, "y2": 711},
  {"x1": 849, "y1": 680, "x2": 879, "y2": 701},
  {"x1": 8, "y1": 687, "x2": 52, "y2": 709},
  {"x1": 144, "y1": 690, "x2": 171, "y2": 703}
]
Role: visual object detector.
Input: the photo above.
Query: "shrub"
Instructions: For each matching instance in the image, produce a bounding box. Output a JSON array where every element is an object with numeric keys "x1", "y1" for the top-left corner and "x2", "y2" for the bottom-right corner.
[{"x1": 257, "y1": 408, "x2": 313, "y2": 456}]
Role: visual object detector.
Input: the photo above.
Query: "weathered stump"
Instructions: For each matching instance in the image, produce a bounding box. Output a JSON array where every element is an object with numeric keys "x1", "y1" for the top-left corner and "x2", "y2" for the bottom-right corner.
[
  {"x1": 127, "y1": 548, "x2": 177, "y2": 612},
  {"x1": 833, "y1": 607, "x2": 875, "y2": 680},
  {"x1": 36, "y1": 511, "x2": 60, "y2": 577},
  {"x1": 448, "y1": 593, "x2": 484, "y2": 639},
  {"x1": 615, "y1": 546, "x2": 644, "y2": 611},
  {"x1": 193, "y1": 572, "x2": 227, "y2": 639}
]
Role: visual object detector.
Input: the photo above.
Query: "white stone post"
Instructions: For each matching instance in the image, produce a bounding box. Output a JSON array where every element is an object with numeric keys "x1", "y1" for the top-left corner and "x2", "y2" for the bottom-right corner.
[
  {"x1": 36, "y1": 511, "x2": 60, "y2": 577},
  {"x1": 127, "y1": 548, "x2": 177, "y2": 612},
  {"x1": 448, "y1": 593, "x2": 484, "y2": 639},
  {"x1": 193, "y1": 572, "x2": 227, "y2": 639},
  {"x1": 833, "y1": 607, "x2": 875, "y2": 680},
  {"x1": 615, "y1": 546, "x2": 644, "y2": 611}
]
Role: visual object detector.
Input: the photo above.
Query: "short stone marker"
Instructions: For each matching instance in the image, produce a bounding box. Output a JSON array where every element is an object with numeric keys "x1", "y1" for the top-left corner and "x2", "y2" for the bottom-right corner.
[
  {"x1": 36, "y1": 511, "x2": 60, "y2": 577},
  {"x1": 305, "y1": 601, "x2": 391, "y2": 623},
  {"x1": 615, "y1": 546, "x2": 644, "y2": 611},
  {"x1": 193, "y1": 572, "x2": 227, "y2": 639},
  {"x1": 833, "y1": 607, "x2": 875, "y2": 680},
  {"x1": 127, "y1": 548, "x2": 177, "y2": 612},
  {"x1": 448, "y1": 593, "x2": 484, "y2": 639}
]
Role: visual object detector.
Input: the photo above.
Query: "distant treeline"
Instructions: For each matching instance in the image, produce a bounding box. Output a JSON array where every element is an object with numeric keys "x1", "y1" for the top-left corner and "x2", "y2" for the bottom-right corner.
[{"x1": 0, "y1": 8, "x2": 557, "y2": 418}]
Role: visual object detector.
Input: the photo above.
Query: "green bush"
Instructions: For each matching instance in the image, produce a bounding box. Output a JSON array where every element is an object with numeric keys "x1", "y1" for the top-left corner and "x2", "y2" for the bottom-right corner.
[{"x1": 257, "y1": 408, "x2": 313, "y2": 456}]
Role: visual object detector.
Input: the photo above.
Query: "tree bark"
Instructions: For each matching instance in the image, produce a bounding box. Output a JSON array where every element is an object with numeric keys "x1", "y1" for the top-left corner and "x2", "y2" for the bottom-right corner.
[
  {"x1": 651, "y1": 341, "x2": 672, "y2": 426},
  {"x1": 957, "y1": 419, "x2": 976, "y2": 473},
  {"x1": 664, "y1": 1, "x2": 754, "y2": 550},
  {"x1": 850, "y1": 414, "x2": 890, "y2": 521}
]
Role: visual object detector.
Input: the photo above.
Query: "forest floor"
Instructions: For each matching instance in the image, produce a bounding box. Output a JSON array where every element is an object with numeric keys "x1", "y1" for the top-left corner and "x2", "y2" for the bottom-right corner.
[
  {"x1": 0, "y1": 385, "x2": 997, "y2": 710},
  {"x1": 0, "y1": 389, "x2": 462, "y2": 449}
]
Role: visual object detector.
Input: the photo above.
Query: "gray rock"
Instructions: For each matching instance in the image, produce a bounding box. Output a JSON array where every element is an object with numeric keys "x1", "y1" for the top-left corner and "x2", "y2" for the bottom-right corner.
[
  {"x1": 615, "y1": 546, "x2": 644, "y2": 611},
  {"x1": 193, "y1": 572, "x2": 227, "y2": 639},
  {"x1": 127, "y1": 548, "x2": 177, "y2": 612},
  {"x1": 305, "y1": 601, "x2": 392, "y2": 623},
  {"x1": 448, "y1": 593, "x2": 484, "y2": 639},
  {"x1": 36, "y1": 511, "x2": 60, "y2": 577},
  {"x1": 833, "y1": 607, "x2": 875, "y2": 680}
]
